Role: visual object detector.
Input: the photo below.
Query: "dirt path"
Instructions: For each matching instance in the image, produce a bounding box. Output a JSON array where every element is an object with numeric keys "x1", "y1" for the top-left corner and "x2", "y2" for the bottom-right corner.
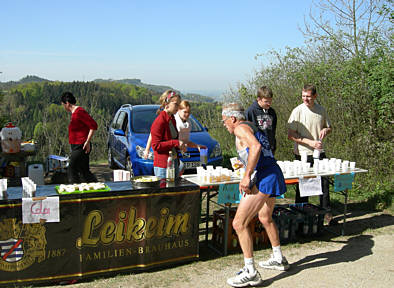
[
  {"x1": 54, "y1": 164, "x2": 393, "y2": 288},
  {"x1": 42, "y1": 211, "x2": 393, "y2": 288}
]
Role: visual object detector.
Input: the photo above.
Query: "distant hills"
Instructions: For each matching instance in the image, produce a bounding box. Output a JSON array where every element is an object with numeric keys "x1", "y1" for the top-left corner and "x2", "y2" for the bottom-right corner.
[
  {"x1": 0, "y1": 75, "x2": 50, "y2": 89},
  {"x1": 94, "y1": 78, "x2": 174, "y2": 94},
  {"x1": 0, "y1": 75, "x2": 217, "y2": 102}
]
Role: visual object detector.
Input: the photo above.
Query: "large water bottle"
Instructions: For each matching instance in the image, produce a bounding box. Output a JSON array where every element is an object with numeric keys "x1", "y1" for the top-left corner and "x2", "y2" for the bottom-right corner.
[
  {"x1": 166, "y1": 151, "x2": 175, "y2": 182},
  {"x1": 200, "y1": 147, "x2": 208, "y2": 168}
]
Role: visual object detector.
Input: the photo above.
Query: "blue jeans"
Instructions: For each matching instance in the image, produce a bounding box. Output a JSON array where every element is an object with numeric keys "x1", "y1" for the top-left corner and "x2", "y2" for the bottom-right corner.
[
  {"x1": 154, "y1": 160, "x2": 180, "y2": 179},
  {"x1": 154, "y1": 167, "x2": 167, "y2": 179}
]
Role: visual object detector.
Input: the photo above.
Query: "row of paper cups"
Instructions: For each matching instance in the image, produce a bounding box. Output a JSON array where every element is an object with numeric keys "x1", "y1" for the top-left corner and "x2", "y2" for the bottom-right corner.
[
  {"x1": 277, "y1": 158, "x2": 356, "y2": 176},
  {"x1": 196, "y1": 166, "x2": 234, "y2": 183}
]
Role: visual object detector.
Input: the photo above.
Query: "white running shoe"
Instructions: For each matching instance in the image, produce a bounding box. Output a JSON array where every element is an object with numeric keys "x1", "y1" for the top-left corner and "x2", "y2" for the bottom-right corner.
[
  {"x1": 258, "y1": 254, "x2": 290, "y2": 271},
  {"x1": 227, "y1": 267, "x2": 263, "y2": 287}
]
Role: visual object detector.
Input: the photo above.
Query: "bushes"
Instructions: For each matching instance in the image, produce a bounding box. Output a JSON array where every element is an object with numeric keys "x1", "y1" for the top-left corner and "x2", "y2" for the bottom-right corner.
[{"x1": 220, "y1": 37, "x2": 393, "y2": 209}]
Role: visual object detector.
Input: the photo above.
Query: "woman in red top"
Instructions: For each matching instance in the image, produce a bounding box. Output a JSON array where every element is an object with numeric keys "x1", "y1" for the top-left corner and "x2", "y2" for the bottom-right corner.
[
  {"x1": 150, "y1": 90, "x2": 186, "y2": 179},
  {"x1": 61, "y1": 92, "x2": 98, "y2": 183}
]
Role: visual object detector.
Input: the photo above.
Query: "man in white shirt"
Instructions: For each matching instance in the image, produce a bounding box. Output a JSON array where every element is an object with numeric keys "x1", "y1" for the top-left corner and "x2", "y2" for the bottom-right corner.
[{"x1": 287, "y1": 84, "x2": 333, "y2": 224}]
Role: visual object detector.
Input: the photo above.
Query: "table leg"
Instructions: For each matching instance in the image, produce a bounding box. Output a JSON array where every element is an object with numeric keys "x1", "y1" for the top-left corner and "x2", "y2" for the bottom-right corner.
[
  {"x1": 224, "y1": 205, "x2": 229, "y2": 256},
  {"x1": 342, "y1": 189, "x2": 348, "y2": 236},
  {"x1": 205, "y1": 187, "x2": 210, "y2": 244}
]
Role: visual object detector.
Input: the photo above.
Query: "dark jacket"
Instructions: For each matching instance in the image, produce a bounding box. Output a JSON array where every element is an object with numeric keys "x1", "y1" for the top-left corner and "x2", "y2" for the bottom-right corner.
[{"x1": 245, "y1": 100, "x2": 277, "y2": 153}]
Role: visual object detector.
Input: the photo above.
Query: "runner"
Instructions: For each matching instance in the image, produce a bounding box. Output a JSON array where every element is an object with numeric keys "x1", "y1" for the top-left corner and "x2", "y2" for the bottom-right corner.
[{"x1": 222, "y1": 103, "x2": 289, "y2": 287}]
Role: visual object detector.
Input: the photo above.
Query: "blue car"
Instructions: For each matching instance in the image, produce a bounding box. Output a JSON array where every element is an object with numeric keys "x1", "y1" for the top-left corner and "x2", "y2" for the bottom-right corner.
[{"x1": 107, "y1": 104, "x2": 223, "y2": 176}]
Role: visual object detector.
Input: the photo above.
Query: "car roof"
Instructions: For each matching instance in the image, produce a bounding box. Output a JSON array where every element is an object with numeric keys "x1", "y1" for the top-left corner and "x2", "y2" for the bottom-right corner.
[{"x1": 120, "y1": 104, "x2": 159, "y2": 112}]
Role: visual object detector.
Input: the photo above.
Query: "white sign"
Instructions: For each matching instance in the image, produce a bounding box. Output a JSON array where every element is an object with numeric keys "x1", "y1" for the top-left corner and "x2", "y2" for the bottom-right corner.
[
  {"x1": 299, "y1": 176, "x2": 323, "y2": 197},
  {"x1": 22, "y1": 197, "x2": 60, "y2": 224}
]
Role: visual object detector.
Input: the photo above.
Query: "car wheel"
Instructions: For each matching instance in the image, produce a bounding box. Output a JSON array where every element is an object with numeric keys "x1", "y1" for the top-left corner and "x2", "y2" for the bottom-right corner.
[
  {"x1": 108, "y1": 148, "x2": 116, "y2": 169},
  {"x1": 126, "y1": 156, "x2": 134, "y2": 177}
]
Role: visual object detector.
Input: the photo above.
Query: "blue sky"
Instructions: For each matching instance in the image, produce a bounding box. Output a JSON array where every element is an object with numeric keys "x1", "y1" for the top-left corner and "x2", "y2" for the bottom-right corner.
[{"x1": 1, "y1": 0, "x2": 313, "y2": 95}]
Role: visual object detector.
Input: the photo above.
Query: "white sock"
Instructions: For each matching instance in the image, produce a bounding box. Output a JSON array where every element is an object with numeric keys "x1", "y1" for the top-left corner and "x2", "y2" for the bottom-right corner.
[
  {"x1": 244, "y1": 257, "x2": 256, "y2": 274},
  {"x1": 272, "y1": 246, "x2": 283, "y2": 262}
]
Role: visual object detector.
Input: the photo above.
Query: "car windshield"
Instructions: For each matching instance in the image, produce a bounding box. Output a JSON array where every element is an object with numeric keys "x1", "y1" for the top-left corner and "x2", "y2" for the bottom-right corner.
[{"x1": 132, "y1": 108, "x2": 203, "y2": 133}]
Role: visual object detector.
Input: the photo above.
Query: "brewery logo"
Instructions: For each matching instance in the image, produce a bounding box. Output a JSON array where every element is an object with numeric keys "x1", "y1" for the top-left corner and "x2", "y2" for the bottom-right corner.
[{"x1": 0, "y1": 218, "x2": 47, "y2": 272}]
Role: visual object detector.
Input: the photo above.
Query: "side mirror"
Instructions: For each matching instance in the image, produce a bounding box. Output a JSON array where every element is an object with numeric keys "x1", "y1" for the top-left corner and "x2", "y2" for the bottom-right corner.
[
  {"x1": 114, "y1": 129, "x2": 126, "y2": 136},
  {"x1": 204, "y1": 127, "x2": 209, "y2": 132}
]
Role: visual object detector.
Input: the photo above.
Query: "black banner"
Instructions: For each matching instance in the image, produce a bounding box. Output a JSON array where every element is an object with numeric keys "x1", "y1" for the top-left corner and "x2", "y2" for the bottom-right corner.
[{"x1": 0, "y1": 187, "x2": 200, "y2": 286}]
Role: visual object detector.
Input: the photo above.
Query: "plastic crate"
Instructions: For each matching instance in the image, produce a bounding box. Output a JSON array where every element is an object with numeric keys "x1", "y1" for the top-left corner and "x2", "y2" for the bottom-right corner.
[
  {"x1": 253, "y1": 219, "x2": 270, "y2": 249},
  {"x1": 46, "y1": 155, "x2": 69, "y2": 174},
  {"x1": 272, "y1": 206, "x2": 299, "y2": 243},
  {"x1": 289, "y1": 203, "x2": 326, "y2": 236},
  {"x1": 212, "y1": 208, "x2": 242, "y2": 252},
  {"x1": 212, "y1": 208, "x2": 269, "y2": 252}
]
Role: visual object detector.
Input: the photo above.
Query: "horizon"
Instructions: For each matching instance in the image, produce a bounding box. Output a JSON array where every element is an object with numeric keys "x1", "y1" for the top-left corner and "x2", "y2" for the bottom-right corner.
[
  {"x1": 1, "y1": 0, "x2": 314, "y2": 95},
  {"x1": 0, "y1": 74, "x2": 224, "y2": 97}
]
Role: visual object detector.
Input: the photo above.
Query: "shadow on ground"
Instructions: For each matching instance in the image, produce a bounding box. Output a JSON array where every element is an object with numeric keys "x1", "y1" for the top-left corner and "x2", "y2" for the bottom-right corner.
[
  {"x1": 198, "y1": 213, "x2": 394, "y2": 262},
  {"x1": 259, "y1": 234, "x2": 374, "y2": 287}
]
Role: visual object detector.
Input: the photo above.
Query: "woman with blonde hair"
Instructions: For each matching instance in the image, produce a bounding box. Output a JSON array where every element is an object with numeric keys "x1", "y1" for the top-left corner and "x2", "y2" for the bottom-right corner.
[
  {"x1": 144, "y1": 99, "x2": 206, "y2": 175},
  {"x1": 150, "y1": 90, "x2": 186, "y2": 179}
]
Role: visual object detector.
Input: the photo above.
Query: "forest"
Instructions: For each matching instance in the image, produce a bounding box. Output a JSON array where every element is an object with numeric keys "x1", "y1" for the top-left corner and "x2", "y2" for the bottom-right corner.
[{"x1": 0, "y1": 80, "x2": 220, "y2": 164}]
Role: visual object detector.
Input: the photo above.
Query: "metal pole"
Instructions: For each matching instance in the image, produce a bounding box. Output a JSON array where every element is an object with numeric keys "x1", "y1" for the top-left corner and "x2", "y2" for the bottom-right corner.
[{"x1": 342, "y1": 189, "x2": 348, "y2": 236}]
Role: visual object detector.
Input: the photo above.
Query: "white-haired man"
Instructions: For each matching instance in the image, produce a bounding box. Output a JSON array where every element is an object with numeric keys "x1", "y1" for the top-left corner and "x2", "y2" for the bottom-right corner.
[{"x1": 222, "y1": 103, "x2": 289, "y2": 287}]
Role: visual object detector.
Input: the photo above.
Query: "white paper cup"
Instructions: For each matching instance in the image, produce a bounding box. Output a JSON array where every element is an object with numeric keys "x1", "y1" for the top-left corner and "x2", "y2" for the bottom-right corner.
[
  {"x1": 302, "y1": 162, "x2": 311, "y2": 173},
  {"x1": 285, "y1": 163, "x2": 293, "y2": 176},
  {"x1": 122, "y1": 170, "x2": 131, "y2": 181},
  {"x1": 0, "y1": 179, "x2": 7, "y2": 191},
  {"x1": 350, "y1": 162, "x2": 356, "y2": 170},
  {"x1": 113, "y1": 170, "x2": 123, "y2": 181},
  {"x1": 313, "y1": 162, "x2": 319, "y2": 174},
  {"x1": 342, "y1": 162, "x2": 349, "y2": 172},
  {"x1": 300, "y1": 151, "x2": 308, "y2": 163}
]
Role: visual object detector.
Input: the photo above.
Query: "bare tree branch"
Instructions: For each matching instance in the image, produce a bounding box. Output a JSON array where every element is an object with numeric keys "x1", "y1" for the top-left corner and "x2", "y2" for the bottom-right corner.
[{"x1": 301, "y1": 0, "x2": 392, "y2": 57}]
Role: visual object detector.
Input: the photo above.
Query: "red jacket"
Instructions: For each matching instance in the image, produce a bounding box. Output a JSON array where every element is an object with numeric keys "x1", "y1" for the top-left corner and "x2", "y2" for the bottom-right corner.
[
  {"x1": 68, "y1": 107, "x2": 98, "y2": 144},
  {"x1": 151, "y1": 110, "x2": 180, "y2": 168}
]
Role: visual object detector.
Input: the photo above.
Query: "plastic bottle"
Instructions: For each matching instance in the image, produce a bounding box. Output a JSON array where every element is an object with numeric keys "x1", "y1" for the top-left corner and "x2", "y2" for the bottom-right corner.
[
  {"x1": 313, "y1": 217, "x2": 318, "y2": 234},
  {"x1": 166, "y1": 151, "x2": 175, "y2": 182},
  {"x1": 313, "y1": 139, "x2": 322, "y2": 159},
  {"x1": 0, "y1": 122, "x2": 22, "y2": 153},
  {"x1": 284, "y1": 220, "x2": 290, "y2": 239}
]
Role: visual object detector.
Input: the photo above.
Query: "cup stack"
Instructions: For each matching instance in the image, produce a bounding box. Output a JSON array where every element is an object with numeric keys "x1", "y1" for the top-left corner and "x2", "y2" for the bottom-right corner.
[
  {"x1": 0, "y1": 179, "x2": 7, "y2": 199},
  {"x1": 22, "y1": 177, "x2": 36, "y2": 198}
]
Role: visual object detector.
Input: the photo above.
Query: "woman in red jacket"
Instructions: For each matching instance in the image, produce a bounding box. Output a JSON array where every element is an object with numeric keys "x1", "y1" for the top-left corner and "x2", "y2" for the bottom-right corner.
[
  {"x1": 61, "y1": 92, "x2": 98, "y2": 183},
  {"x1": 150, "y1": 90, "x2": 186, "y2": 179}
]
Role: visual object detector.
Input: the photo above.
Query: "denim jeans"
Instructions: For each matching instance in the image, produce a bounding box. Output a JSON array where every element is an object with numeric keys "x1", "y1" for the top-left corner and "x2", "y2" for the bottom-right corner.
[
  {"x1": 154, "y1": 159, "x2": 180, "y2": 179},
  {"x1": 154, "y1": 167, "x2": 167, "y2": 179}
]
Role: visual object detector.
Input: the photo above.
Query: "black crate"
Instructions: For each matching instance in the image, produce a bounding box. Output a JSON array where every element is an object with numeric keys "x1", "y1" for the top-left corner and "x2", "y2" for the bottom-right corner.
[
  {"x1": 272, "y1": 206, "x2": 299, "y2": 243},
  {"x1": 289, "y1": 203, "x2": 326, "y2": 236}
]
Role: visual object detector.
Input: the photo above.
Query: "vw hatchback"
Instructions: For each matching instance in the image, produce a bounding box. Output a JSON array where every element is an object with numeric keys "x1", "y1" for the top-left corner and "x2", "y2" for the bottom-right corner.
[{"x1": 108, "y1": 104, "x2": 223, "y2": 176}]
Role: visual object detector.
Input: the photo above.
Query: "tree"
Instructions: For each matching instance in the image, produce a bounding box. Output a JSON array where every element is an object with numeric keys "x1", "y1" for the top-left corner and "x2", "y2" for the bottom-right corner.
[
  {"x1": 226, "y1": 0, "x2": 393, "y2": 208},
  {"x1": 302, "y1": 0, "x2": 392, "y2": 57}
]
